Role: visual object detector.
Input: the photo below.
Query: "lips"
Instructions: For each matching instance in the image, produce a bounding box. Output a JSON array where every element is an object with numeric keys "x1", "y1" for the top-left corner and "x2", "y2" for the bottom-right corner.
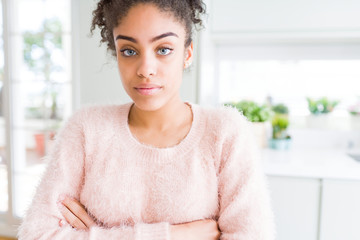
[{"x1": 134, "y1": 84, "x2": 162, "y2": 96}]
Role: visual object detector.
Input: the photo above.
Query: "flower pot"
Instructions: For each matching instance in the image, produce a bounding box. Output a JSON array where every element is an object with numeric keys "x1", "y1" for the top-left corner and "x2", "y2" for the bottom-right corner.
[
  {"x1": 34, "y1": 131, "x2": 56, "y2": 157},
  {"x1": 269, "y1": 138, "x2": 291, "y2": 150},
  {"x1": 34, "y1": 133, "x2": 45, "y2": 156},
  {"x1": 350, "y1": 115, "x2": 360, "y2": 130},
  {"x1": 251, "y1": 122, "x2": 271, "y2": 148},
  {"x1": 306, "y1": 114, "x2": 329, "y2": 129}
]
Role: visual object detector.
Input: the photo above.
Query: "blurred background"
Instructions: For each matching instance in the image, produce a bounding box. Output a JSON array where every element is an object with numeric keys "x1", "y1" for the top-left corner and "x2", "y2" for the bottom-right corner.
[{"x1": 0, "y1": 0, "x2": 359, "y2": 239}]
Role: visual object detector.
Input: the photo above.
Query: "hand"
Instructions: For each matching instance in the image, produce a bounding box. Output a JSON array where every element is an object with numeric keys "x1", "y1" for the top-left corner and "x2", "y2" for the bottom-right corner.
[
  {"x1": 57, "y1": 195, "x2": 96, "y2": 230},
  {"x1": 170, "y1": 219, "x2": 221, "y2": 240}
]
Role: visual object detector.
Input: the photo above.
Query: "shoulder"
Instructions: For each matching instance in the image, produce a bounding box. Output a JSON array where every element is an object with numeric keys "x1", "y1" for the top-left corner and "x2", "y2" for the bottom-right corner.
[
  {"x1": 68, "y1": 103, "x2": 131, "y2": 125},
  {"x1": 197, "y1": 104, "x2": 251, "y2": 134},
  {"x1": 56, "y1": 103, "x2": 131, "y2": 138},
  {"x1": 191, "y1": 104, "x2": 254, "y2": 149},
  {"x1": 195, "y1": 104, "x2": 258, "y2": 165}
]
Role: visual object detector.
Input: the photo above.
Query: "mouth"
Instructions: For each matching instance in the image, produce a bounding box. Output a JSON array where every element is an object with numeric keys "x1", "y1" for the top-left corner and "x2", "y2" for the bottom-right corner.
[{"x1": 134, "y1": 84, "x2": 163, "y2": 96}]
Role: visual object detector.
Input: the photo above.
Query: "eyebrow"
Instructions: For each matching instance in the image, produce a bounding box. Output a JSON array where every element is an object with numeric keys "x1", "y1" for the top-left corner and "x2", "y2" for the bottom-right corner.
[{"x1": 115, "y1": 32, "x2": 178, "y2": 43}]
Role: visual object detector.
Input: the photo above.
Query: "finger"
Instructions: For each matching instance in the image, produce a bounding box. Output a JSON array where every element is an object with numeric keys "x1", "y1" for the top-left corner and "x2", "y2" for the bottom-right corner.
[
  {"x1": 58, "y1": 218, "x2": 70, "y2": 228},
  {"x1": 59, "y1": 203, "x2": 88, "y2": 230},
  {"x1": 62, "y1": 197, "x2": 96, "y2": 228}
]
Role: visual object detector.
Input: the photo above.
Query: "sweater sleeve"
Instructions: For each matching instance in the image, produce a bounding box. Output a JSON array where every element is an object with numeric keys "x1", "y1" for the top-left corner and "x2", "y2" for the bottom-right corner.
[
  {"x1": 217, "y1": 113, "x2": 276, "y2": 240},
  {"x1": 17, "y1": 109, "x2": 170, "y2": 240}
]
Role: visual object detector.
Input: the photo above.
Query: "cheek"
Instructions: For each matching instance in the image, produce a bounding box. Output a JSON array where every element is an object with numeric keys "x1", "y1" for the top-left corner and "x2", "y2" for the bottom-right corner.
[
  {"x1": 160, "y1": 59, "x2": 182, "y2": 77},
  {"x1": 162, "y1": 61, "x2": 184, "y2": 87},
  {"x1": 162, "y1": 53, "x2": 185, "y2": 73},
  {"x1": 166, "y1": 60, "x2": 182, "y2": 73},
  {"x1": 117, "y1": 61, "x2": 133, "y2": 80}
]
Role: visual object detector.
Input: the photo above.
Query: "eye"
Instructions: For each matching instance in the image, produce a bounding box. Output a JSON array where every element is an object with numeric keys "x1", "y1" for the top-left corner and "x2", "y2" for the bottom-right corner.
[
  {"x1": 157, "y1": 47, "x2": 173, "y2": 56},
  {"x1": 120, "y1": 49, "x2": 137, "y2": 57}
]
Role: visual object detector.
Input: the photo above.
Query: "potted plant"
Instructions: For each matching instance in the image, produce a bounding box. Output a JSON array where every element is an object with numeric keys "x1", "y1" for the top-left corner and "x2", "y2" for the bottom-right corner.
[
  {"x1": 348, "y1": 99, "x2": 360, "y2": 130},
  {"x1": 348, "y1": 99, "x2": 360, "y2": 116},
  {"x1": 225, "y1": 100, "x2": 272, "y2": 148},
  {"x1": 269, "y1": 110, "x2": 291, "y2": 150},
  {"x1": 306, "y1": 97, "x2": 339, "y2": 128}
]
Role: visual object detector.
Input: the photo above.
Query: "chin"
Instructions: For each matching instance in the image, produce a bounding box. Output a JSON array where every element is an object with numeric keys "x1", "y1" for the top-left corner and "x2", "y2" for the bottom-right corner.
[{"x1": 132, "y1": 98, "x2": 166, "y2": 112}]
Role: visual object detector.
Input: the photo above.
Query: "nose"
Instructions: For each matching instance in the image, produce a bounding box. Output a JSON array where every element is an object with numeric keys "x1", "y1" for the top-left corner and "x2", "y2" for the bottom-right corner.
[{"x1": 136, "y1": 52, "x2": 157, "y2": 79}]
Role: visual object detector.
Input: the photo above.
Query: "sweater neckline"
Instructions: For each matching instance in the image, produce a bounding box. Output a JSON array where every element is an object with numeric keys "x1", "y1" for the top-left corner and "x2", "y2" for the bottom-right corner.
[{"x1": 118, "y1": 102, "x2": 204, "y2": 159}]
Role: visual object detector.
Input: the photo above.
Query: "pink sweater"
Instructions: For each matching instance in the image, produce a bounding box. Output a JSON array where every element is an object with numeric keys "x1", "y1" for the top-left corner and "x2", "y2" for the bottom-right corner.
[{"x1": 18, "y1": 102, "x2": 275, "y2": 240}]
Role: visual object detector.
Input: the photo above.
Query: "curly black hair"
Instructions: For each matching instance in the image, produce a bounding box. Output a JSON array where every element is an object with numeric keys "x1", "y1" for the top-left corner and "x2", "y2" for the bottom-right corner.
[{"x1": 91, "y1": 0, "x2": 206, "y2": 56}]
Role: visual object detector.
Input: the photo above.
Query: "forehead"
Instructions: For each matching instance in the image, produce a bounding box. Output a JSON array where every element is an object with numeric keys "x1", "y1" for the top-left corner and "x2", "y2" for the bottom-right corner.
[{"x1": 113, "y1": 3, "x2": 186, "y2": 42}]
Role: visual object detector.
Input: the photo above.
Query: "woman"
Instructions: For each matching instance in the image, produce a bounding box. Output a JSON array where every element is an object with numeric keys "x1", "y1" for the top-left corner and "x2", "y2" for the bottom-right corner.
[{"x1": 18, "y1": 0, "x2": 275, "y2": 239}]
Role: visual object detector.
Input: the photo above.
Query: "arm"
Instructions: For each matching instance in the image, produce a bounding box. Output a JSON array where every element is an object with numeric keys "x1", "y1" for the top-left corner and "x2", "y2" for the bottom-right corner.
[
  {"x1": 17, "y1": 109, "x2": 170, "y2": 240},
  {"x1": 217, "y1": 115, "x2": 276, "y2": 240},
  {"x1": 59, "y1": 196, "x2": 221, "y2": 240}
]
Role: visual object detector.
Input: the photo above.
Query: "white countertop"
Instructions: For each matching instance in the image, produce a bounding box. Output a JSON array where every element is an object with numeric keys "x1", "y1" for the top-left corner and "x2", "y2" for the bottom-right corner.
[{"x1": 261, "y1": 148, "x2": 360, "y2": 181}]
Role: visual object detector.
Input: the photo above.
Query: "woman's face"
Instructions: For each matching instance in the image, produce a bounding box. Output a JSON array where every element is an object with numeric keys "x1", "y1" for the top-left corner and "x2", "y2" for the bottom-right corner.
[{"x1": 113, "y1": 3, "x2": 193, "y2": 111}]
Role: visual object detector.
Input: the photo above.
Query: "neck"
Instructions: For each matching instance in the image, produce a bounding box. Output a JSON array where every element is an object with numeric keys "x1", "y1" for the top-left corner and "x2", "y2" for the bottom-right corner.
[{"x1": 128, "y1": 98, "x2": 191, "y2": 131}]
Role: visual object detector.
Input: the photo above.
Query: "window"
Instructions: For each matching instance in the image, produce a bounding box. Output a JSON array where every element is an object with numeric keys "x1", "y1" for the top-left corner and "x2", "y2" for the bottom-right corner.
[
  {"x1": 209, "y1": 43, "x2": 360, "y2": 130},
  {"x1": 0, "y1": 0, "x2": 72, "y2": 227}
]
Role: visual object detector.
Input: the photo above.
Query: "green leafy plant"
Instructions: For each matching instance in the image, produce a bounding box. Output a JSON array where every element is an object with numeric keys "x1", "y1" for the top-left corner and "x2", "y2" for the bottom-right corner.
[
  {"x1": 272, "y1": 103, "x2": 289, "y2": 114},
  {"x1": 306, "y1": 97, "x2": 339, "y2": 115},
  {"x1": 224, "y1": 100, "x2": 272, "y2": 122},
  {"x1": 272, "y1": 114, "x2": 290, "y2": 139},
  {"x1": 270, "y1": 103, "x2": 291, "y2": 140}
]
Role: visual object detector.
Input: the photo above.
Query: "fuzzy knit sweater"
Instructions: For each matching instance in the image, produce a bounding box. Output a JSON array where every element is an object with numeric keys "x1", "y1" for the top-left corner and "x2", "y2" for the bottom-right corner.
[{"x1": 18, "y1": 102, "x2": 275, "y2": 240}]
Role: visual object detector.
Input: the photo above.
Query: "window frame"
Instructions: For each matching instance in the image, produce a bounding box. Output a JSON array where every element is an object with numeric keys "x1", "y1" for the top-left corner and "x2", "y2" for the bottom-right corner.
[{"x1": 0, "y1": 0, "x2": 77, "y2": 237}]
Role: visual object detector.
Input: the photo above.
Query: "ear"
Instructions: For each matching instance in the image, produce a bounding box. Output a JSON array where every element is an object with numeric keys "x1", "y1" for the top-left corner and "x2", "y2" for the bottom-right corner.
[{"x1": 184, "y1": 41, "x2": 194, "y2": 69}]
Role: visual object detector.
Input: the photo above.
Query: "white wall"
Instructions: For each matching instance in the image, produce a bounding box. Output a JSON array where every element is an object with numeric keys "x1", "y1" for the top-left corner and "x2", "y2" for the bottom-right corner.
[
  {"x1": 73, "y1": 0, "x2": 198, "y2": 109},
  {"x1": 211, "y1": 0, "x2": 360, "y2": 33}
]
